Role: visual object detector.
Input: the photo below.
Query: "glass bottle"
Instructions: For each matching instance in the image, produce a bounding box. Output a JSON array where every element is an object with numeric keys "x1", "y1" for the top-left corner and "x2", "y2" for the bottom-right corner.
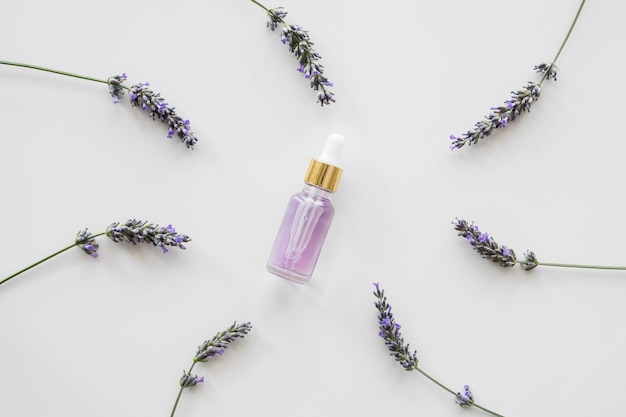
[{"x1": 266, "y1": 133, "x2": 345, "y2": 284}]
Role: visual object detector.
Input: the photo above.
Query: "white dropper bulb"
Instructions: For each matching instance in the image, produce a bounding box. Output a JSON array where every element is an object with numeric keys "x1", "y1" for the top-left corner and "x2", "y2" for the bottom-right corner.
[{"x1": 317, "y1": 133, "x2": 345, "y2": 167}]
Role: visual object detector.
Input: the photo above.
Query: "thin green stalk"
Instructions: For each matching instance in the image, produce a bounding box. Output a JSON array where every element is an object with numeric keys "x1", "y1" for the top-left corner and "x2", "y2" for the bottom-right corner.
[
  {"x1": 170, "y1": 362, "x2": 197, "y2": 417},
  {"x1": 517, "y1": 260, "x2": 626, "y2": 271},
  {"x1": 249, "y1": 0, "x2": 270, "y2": 13},
  {"x1": 0, "y1": 232, "x2": 106, "y2": 287},
  {"x1": 539, "y1": 0, "x2": 586, "y2": 84},
  {"x1": 550, "y1": 0, "x2": 586, "y2": 66},
  {"x1": 415, "y1": 367, "x2": 505, "y2": 417},
  {"x1": 249, "y1": 0, "x2": 287, "y2": 26},
  {"x1": 0, "y1": 60, "x2": 128, "y2": 89}
]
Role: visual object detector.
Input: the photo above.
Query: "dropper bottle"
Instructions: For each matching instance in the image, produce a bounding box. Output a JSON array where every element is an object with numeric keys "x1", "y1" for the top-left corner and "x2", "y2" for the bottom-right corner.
[{"x1": 266, "y1": 133, "x2": 345, "y2": 284}]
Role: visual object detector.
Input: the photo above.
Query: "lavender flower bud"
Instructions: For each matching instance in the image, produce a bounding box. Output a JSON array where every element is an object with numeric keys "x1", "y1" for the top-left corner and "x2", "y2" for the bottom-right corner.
[
  {"x1": 373, "y1": 283, "x2": 419, "y2": 371},
  {"x1": 105, "y1": 219, "x2": 191, "y2": 253},
  {"x1": 455, "y1": 384, "x2": 474, "y2": 408},
  {"x1": 75, "y1": 228, "x2": 99, "y2": 258},
  {"x1": 265, "y1": 8, "x2": 335, "y2": 106},
  {"x1": 266, "y1": 6, "x2": 287, "y2": 31},
  {"x1": 179, "y1": 371, "x2": 205, "y2": 388},
  {"x1": 194, "y1": 321, "x2": 253, "y2": 363},
  {"x1": 129, "y1": 82, "x2": 198, "y2": 149},
  {"x1": 450, "y1": 81, "x2": 541, "y2": 150},
  {"x1": 453, "y1": 218, "x2": 517, "y2": 267},
  {"x1": 534, "y1": 62, "x2": 558, "y2": 81},
  {"x1": 107, "y1": 73, "x2": 127, "y2": 104},
  {"x1": 522, "y1": 250, "x2": 539, "y2": 270}
]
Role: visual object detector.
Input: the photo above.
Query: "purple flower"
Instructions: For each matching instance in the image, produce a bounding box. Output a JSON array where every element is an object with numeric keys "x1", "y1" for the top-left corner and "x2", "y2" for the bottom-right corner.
[
  {"x1": 105, "y1": 219, "x2": 191, "y2": 252},
  {"x1": 522, "y1": 250, "x2": 539, "y2": 270},
  {"x1": 534, "y1": 62, "x2": 558, "y2": 81},
  {"x1": 194, "y1": 321, "x2": 253, "y2": 363},
  {"x1": 179, "y1": 371, "x2": 205, "y2": 388},
  {"x1": 456, "y1": 384, "x2": 474, "y2": 408},
  {"x1": 128, "y1": 82, "x2": 198, "y2": 149},
  {"x1": 449, "y1": 79, "x2": 542, "y2": 150},
  {"x1": 453, "y1": 218, "x2": 517, "y2": 267},
  {"x1": 107, "y1": 73, "x2": 127, "y2": 104},
  {"x1": 373, "y1": 283, "x2": 418, "y2": 371},
  {"x1": 106, "y1": 74, "x2": 198, "y2": 149},
  {"x1": 75, "y1": 228, "x2": 99, "y2": 258},
  {"x1": 263, "y1": 6, "x2": 335, "y2": 106},
  {"x1": 266, "y1": 6, "x2": 288, "y2": 31}
]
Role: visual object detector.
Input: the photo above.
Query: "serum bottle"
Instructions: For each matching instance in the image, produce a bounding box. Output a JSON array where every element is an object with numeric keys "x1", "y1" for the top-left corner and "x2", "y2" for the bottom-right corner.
[{"x1": 267, "y1": 133, "x2": 345, "y2": 284}]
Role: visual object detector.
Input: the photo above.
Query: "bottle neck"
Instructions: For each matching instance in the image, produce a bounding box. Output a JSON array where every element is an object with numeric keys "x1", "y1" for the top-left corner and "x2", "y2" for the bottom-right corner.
[
  {"x1": 302, "y1": 183, "x2": 333, "y2": 199},
  {"x1": 303, "y1": 158, "x2": 343, "y2": 193}
]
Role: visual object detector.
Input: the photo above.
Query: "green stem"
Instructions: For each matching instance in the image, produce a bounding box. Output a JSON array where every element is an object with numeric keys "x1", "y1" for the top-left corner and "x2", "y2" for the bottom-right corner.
[
  {"x1": 539, "y1": 0, "x2": 586, "y2": 84},
  {"x1": 518, "y1": 260, "x2": 626, "y2": 271},
  {"x1": 250, "y1": 0, "x2": 289, "y2": 27},
  {"x1": 170, "y1": 362, "x2": 196, "y2": 417},
  {"x1": 249, "y1": 0, "x2": 270, "y2": 13},
  {"x1": 0, "y1": 60, "x2": 128, "y2": 89},
  {"x1": 415, "y1": 366, "x2": 505, "y2": 417},
  {"x1": 0, "y1": 232, "x2": 106, "y2": 287}
]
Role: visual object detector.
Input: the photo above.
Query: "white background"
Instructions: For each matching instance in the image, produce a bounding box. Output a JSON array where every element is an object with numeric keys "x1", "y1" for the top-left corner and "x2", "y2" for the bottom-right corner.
[{"x1": 1, "y1": 1, "x2": 624, "y2": 416}]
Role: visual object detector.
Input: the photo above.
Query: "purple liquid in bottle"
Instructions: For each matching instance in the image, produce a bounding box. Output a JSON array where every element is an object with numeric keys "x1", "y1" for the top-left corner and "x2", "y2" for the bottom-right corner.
[
  {"x1": 266, "y1": 133, "x2": 345, "y2": 284},
  {"x1": 267, "y1": 185, "x2": 335, "y2": 283}
]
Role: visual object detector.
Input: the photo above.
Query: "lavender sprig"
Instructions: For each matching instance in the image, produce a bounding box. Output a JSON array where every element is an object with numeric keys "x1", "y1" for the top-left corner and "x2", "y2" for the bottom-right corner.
[
  {"x1": 0, "y1": 60, "x2": 197, "y2": 149},
  {"x1": 170, "y1": 322, "x2": 253, "y2": 417},
  {"x1": 449, "y1": 0, "x2": 586, "y2": 150},
  {"x1": 373, "y1": 282, "x2": 418, "y2": 370},
  {"x1": 453, "y1": 217, "x2": 626, "y2": 272},
  {"x1": 373, "y1": 283, "x2": 504, "y2": 417},
  {"x1": 105, "y1": 219, "x2": 191, "y2": 253},
  {"x1": 128, "y1": 82, "x2": 198, "y2": 149},
  {"x1": 0, "y1": 219, "x2": 191, "y2": 289},
  {"x1": 449, "y1": 82, "x2": 541, "y2": 150},
  {"x1": 251, "y1": 0, "x2": 335, "y2": 106},
  {"x1": 452, "y1": 218, "x2": 517, "y2": 267}
]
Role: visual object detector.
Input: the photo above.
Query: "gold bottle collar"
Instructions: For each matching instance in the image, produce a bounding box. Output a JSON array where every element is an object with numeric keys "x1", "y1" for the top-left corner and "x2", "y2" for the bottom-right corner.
[{"x1": 304, "y1": 159, "x2": 343, "y2": 193}]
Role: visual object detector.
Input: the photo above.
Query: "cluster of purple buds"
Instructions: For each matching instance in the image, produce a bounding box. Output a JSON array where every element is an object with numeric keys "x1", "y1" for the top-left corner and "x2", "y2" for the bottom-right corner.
[
  {"x1": 449, "y1": 61, "x2": 561, "y2": 150},
  {"x1": 522, "y1": 250, "x2": 539, "y2": 270},
  {"x1": 194, "y1": 321, "x2": 253, "y2": 363},
  {"x1": 449, "y1": 81, "x2": 541, "y2": 150},
  {"x1": 75, "y1": 228, "x2": 99, "y2": 258},
  {"x1": 129, "y1": 82, "x2": 198, "y2": 149},
  {"x1": 179, "y1": 371, "x2": 205, "y2": 388},
  {"x1": 373, "y1": 283, "x2": 419, "y2": 370},
  {"x1": 105, "y1": 219, "x2": 191, "y2": 253},
  {"x1": 453, "y1": 218, "x2": 517, "y2": 267},
  {"x1": 266, "y1": 7, "x2": 287, "y2": 30},
  {"x1": 107, "y1": 73, "x2": 127, "y2": 103},
  {"x1": 534, "y1": 62, "x2": 558, "y2": 81},
  {"x1": 455, "y1": 384, "x2": 474, "y2": 408},
  {"x1": 266, "y1": 7, "x2": 335, "y2": 106}
]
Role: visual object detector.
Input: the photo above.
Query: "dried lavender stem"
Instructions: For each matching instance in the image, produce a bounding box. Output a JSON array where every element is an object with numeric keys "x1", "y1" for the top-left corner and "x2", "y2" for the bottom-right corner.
[
  {"x1": 412, "y1": 364, "x2": 504, "y2": 416},
  {"x1": 170, "y1": 322, "x2": 252, "y2": 417},
  {"x1": 518, "y1": 260, "x2": 626, "y2": 271},
  {"x1": 250, "y1": 0, "x2": 270, "y2": 13},
  {"x1": 252, "y1": 0, "x2": 335, "y2": 105},
  {"x1": 374, "y1": 283, "x2": 504, "y2": 416},
  {"x1": 449, "y1": 0, "x2": 586, "y2": 149},
  {"x1": 414, "y1": 367, "x2": 456, "y2": 396},
  {"x1": 0, "y1": 60, "x2": 127, "y2": 88},
  {"x1": 170, "y1": 362, "x2": 197, "y2": 417},
  {"x1": 542, "y1": 0, "x2": 586, "y2": 83},
  {"x1": 0, "y1": 232, "x2": 106, "y2": 287}
]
